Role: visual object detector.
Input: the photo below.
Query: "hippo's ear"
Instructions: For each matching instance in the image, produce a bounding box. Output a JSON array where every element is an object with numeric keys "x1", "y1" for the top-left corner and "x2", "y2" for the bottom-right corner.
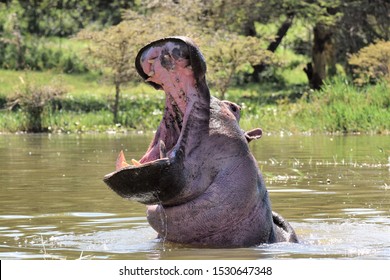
[{"x1": 245, "y1": 128, "x2": 263, "y2": 143}]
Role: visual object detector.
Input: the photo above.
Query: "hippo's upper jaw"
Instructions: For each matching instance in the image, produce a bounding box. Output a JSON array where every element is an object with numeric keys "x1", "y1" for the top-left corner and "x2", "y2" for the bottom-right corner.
[
  {"x1": 103, "y1": 37, "x2": 298, "y2": 247},
  {"x1": 103, "y1": 37, "x2": 210, "y2": 206}
]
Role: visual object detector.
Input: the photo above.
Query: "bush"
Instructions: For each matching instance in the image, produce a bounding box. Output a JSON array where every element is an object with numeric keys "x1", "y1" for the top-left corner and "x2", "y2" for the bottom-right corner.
[
  {"x1": 293, "y1": 78, "x2": 390, "y2": 133},
  {"x1": 7, "y1": 78, "x2": 67, "y2": 132},
  {"x1": 348, "y1": 40, "x2": 390, "y2": 86}
]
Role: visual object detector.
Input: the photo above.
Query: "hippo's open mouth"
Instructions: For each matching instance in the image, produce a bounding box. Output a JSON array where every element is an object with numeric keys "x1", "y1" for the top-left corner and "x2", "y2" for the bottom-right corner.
[{"x1": 103, "y1": 37, "x2": 208, "y2": 205}]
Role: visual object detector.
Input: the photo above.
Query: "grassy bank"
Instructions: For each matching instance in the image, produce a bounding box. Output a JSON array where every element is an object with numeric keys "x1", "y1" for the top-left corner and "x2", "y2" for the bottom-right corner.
[
  {"x1": 0, "y1": 70, "x2": 389, "y2": 134},
  {"x1": 235, "y1": 78, "x2": 389, "y2": 134}
]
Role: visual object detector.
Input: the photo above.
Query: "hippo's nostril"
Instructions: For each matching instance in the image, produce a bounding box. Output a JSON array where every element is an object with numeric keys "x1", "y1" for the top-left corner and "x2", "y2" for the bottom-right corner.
[
  {"x1": 172, "y1": 47, "x2": 189, "y2": 60},
  {"x1": 172, "y1": 48, "x2": 181, "y2": 60},
  {"x1": 160, "y1": 52, "x2": 174, "y2": 70}
]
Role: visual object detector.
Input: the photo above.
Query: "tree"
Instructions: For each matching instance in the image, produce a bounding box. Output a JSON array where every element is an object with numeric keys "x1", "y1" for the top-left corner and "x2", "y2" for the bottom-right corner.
[
  {"x1": 204, "y1": 32, "x2": 274, "y2": 98},
  {"x1": 335, "y1": 0, "x2": 389, "y2": 65},
  {"x1": 303, "y1": 0, "x2": 389, "y2": 89},
  {"x1": 120, "y1": 0, "x2": 275, "y2": 98},
  {"x1": 78, "y1": 0, "x2": 389, "y2": 96},
  {"x1": 304, "y1": 23, "x2": 337, "y2": 90},
  {"x1": 77, "y1": 22, "x2": 142, "y2": 123},
  {"x1": 251, "y1": 12, "x2": 295, "y2": 82},
  {"x1": 77, "y1": 0, "x2": 274, "y2": 104},
  {"x1": 232, "y1": 0, "x2": 341, "y2": 86}
]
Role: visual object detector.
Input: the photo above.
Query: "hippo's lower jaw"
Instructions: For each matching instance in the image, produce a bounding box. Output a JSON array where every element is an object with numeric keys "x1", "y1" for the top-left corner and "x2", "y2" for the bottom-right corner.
[
  {"x1": 103, "y1": 156, "x2": 185, "y2": 205},
  {"x1": 103, "y1": 37, "x2": 298, "y2": 247}
]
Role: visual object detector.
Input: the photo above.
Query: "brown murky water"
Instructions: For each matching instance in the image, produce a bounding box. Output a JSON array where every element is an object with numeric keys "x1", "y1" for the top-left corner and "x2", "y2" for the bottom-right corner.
[{"x1": 0, "y1": 133, "x2": 389, "y2": 259}]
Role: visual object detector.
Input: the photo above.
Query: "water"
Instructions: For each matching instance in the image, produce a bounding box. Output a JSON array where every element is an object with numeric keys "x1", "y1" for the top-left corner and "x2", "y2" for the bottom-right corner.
[{"x1": 0, "y1": 133, "x2": 389, "y2": 259}]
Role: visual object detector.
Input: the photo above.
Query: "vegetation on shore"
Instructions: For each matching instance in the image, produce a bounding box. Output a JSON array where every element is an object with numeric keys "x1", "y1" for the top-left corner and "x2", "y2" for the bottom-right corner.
[
  {"x1": 1, "y1": 69, "x2": 388, "y2": 134},
  {"x1": 0, "y1": 0, "x2": 389, "y2": 135}
]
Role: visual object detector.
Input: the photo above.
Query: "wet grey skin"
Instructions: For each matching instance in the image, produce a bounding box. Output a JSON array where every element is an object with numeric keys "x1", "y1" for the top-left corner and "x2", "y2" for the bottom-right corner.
[{"x1": 103, "y1": 36, "x2": 298, "y2": 247}]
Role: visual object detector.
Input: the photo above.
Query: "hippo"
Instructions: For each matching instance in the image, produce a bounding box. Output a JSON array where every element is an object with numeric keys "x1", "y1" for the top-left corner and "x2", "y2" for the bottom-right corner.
[{"x1": 103, "y1": 36, "x2": 298, "y2": 247}]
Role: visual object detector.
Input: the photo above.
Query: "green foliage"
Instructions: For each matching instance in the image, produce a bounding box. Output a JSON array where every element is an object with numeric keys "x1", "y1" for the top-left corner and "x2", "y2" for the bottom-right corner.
[
  {"x1": 1, "y1": 0, "x2": 389, "y2": 134},
  {"x1": 293, "y1": 78, "x2": 390, "y2": 133},
  {"x1": 7, "y1": 76, "x2": 67, "y2": 132},
  {"x1": 76, "y1": 20, "x2": 148, "y2": 123},
  {"x1": 77, "y1": 21, "x2": 141, "y2": 84},
  {"x1": 118, "y1": 94, "x2": 164, "y2": 130},
  {"x1": 0, "y1": 3, "x2": 88, "y2": 73},
  {"x1": 348, "y1": 40, "x2": 390, "y2": 86},
  {"x1": 203, "y1": 32, "x2": 275, "y2": 98},
  {"x1": 0, "y1": 110, "x2": 26, "y2": 132},
  {"x1": 126, "y1": 2, "x2": 277, "y2": 91},
  {"x1": 0, "y1": 37, "x2": 88, "y2": 72},
  {"x1": 336, "y1": 0, "x2": 389, "y2": 58},
  {"x1": 0, "y1": 70, "x2": 388, "y2": 134},
  {"x1": 98, "y1": 3, "x2": 275, "y2": 99},
  {"x1": 221, "y1": 77, "x2": 389, "y2": 134},
  {"x1": 2, "y1": 0, "x2": 134, "y2": 37}
]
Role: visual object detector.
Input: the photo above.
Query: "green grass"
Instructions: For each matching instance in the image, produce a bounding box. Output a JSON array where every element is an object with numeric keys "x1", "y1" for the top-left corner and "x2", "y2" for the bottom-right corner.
[
  {"x1": 217, "y1": 77, "x2": 389, "y2": 134},
  {"x1": 243, "y1": 78, "x2": 389, "y2": 134},
  {"x1": 0, "y1": 69, "x2": 389, "y2": 134},
  {"x1": 0, "y1": 69, "x2": 165, "y2": 133},
  {"x1": 294, "y1": 79, "x2": 390, "y2": 133},
  {"x1": 0, "y1": 69, "x2": 158, "y2": 98}
]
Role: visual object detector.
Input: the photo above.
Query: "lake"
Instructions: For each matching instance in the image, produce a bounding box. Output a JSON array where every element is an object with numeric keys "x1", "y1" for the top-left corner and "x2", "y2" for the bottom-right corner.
[{"x1": 0, "y1": 133, "x2": 389, "y2": 259}]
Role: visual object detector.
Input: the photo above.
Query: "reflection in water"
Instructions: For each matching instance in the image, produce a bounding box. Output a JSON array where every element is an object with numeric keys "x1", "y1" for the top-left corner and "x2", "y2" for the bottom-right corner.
[{"x1": 0, "y1": 134, "x2": 389, "y2": 259}]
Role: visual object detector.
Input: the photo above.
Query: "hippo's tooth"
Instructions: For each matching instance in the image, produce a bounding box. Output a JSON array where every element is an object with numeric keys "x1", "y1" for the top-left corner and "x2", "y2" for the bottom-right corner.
[
  {"x1": 116, "y1": 150, "x2": 130, "y2": 171},
  {"x1": 148, "y1": 59, "x2": 155, "y2": 64},
  {"x1": 147, "y1": 71, "x2": 155, "y2": 77},
  {"x1": 131, "y1": 159, "x2": 141, "y2": 166},
  {"x1": 159, "y1": 140, "x2": 167, "y2": 158},
  {"x1": 186, "y1": 65, "x2": 192, "y2": 70}
]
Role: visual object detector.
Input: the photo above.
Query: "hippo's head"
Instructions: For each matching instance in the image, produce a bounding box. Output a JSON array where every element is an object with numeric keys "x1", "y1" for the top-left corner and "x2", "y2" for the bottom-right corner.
[
  {"x1": 103, "y1": 37, "x2": 297, "y2": 247},
  {"x1": 103, "y1": 37, "x2": 212, "y2": 205}
]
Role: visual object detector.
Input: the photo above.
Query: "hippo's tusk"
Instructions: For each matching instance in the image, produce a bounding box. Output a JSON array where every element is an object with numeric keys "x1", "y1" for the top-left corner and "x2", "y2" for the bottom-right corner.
[
  {"x1": 116, "y1": 150, "x2": 130, "y2": 171},
  {"x1": 159, "y1": 140, "x2": 167, "y2": 158},
  {"x1": 147, "y1": 71, "x2": 155, "y2": 77},
  {"x1": 131, "y1": 159, "x2": 141, "y2": 166},
  {"x1": 148, "y1": 59, "x2": 155, "y2": 64}
]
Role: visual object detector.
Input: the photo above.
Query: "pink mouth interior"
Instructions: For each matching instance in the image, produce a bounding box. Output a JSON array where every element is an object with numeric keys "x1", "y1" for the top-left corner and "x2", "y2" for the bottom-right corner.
[{"x1": 117, "y1": 42, "x2": 197, "y2": 169}]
